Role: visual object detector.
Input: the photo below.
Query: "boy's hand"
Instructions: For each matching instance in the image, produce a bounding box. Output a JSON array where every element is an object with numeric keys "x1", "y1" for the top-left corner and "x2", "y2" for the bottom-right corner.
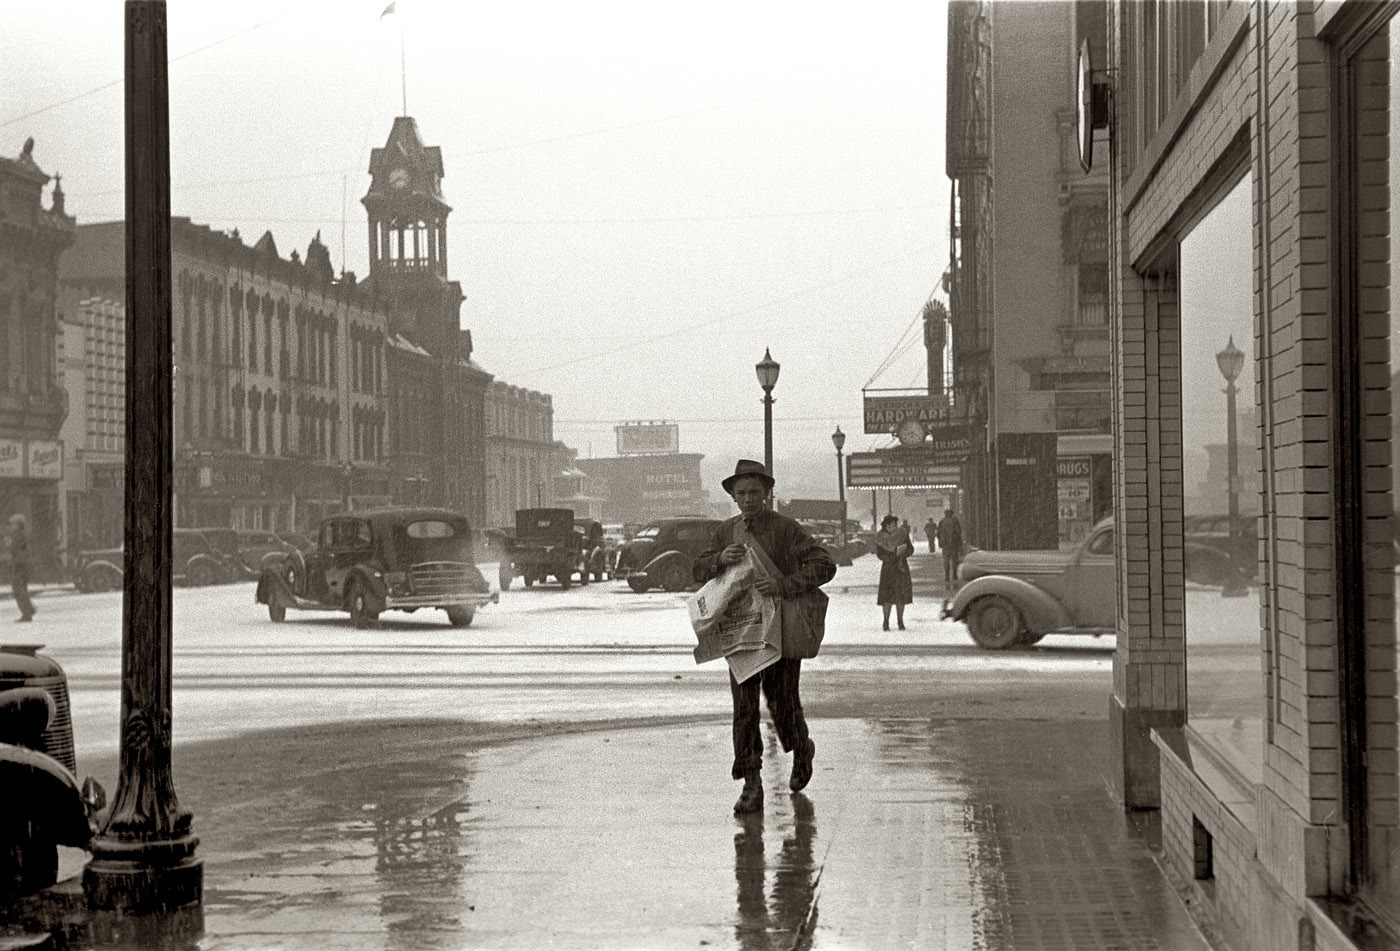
[
  {"x1": 718, "y1": 544, "x2": 747, "y2": 566},
  {"x1": 754, "y1": 577, "x2": 780, "y2": 596}
]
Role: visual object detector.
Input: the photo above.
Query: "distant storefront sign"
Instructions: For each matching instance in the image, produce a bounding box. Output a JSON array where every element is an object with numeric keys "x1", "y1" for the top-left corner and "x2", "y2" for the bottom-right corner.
[
  {"x1": 89, "y1": 463, "x2": 123, "y2": 491},
  {"x1": 0, "y1": 439, "x2": 22, "y2": 478},
  {"x1": 0, "y1": 438, "x2": 63, "y2": 480},
  {"x1": 26, "y1": 441, "x2": 63, "y2": 480},
  {"x1": 1056, "y1": 455, "x2": 1093, "y2": 548},
  {"x1": 846, "y1": 450, "x2": 960, "y2": 488},
  {"x1": 862, "y1": 395, "x2": 952, "y2": 435},
  {"x1": 616, "y1": 422, "x2": 680, "y2": 455}
]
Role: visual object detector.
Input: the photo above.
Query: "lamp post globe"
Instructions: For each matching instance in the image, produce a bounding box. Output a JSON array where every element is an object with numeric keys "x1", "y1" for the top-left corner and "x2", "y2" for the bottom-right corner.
[
  {"x1": 1216, "y1": 335, "x2": 1248, "y2": 597},
  {"x1": 755, "y1": 349, "x2": 780, "y2": 506},
  {"x1": 832, "y1": 426, "x2": 847, "y2": 553}
]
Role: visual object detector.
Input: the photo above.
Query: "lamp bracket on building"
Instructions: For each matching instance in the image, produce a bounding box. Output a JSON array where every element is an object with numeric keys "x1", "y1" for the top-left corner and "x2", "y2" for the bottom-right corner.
[{"x1": 1077, "y1": 39, "x2": 1112, "y2": 173}]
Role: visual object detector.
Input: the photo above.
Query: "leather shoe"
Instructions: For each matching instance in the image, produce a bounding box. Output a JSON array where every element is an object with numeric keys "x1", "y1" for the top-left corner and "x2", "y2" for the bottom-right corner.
[
  {"x1": 789, "y1": 738, "x2": 815, "y2": 792},
  {"x1": 733, "y1": 774, "x2": 763, "y2": 814}
]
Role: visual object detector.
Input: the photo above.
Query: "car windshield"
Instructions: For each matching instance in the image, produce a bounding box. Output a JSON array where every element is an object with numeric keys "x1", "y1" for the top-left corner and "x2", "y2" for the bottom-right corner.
[
  {"x1": 636, "y1": 526, "x2": 660, "y2": 539},
  {"x1": 200, "y1": 531, "x2": 238, "y2": 554}
]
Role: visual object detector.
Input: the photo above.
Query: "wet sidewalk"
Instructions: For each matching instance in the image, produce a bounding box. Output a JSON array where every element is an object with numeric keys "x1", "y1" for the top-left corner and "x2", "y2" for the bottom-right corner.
[{"x1": 135, "y1": 716, "x2": 1213, "y2": 951}]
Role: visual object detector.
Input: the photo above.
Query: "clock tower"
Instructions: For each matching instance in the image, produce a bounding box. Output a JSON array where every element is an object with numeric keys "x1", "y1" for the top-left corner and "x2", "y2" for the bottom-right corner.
[{"x1": 362, "y1": 116, "x2": 464, "y2": 359}]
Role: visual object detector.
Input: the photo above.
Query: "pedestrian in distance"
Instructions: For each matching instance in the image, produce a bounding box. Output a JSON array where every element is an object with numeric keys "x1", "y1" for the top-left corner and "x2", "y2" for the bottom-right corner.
[
  {"x1": 694, "y1": 459, "x2": 837, "y2": 815},
  {"x1": 937, "y1": 507, "x2": 965, "y2": 589},
  {"x1": 7, "y1": 514, "x2": 34, "y2": 623},
  {"x1": 875, "y1": 514, "x2": 913, "y2": 631},
  {"x1": 923, "y1": 516, "x2": 938, "y2": 555}
]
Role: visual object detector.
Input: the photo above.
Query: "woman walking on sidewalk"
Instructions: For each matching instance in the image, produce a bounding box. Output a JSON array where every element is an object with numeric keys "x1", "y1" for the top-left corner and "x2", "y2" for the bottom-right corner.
[
  {"x1": 875, "y1": 514, "x2": 912, "y2": 630},
  {"x1": 8, "y1": 514, "x2": 34, "y2": 623}
]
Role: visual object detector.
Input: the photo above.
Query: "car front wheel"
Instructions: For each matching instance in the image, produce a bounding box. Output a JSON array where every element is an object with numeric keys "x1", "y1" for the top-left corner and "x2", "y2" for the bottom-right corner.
[
  {"x1": 268, "y1": 597, "x2": 286, "y2": 623},
  {"x1": 186, "y1": 562, "x2": 215, "y2": 588},
  {"x1": 967, "y1": 595, "x2": 1025, "y2": 650},
  {"x1": 348, "y1": 581, "x2": 378, "y2": 629},
  {"x1": 498, "y1": 564, "x2": 513, "y2": 590},
  {"x1": 445, "y1": 605, "x2": 474, "y2": 628},
  {"x1": 662, "y1": 563, "x2": 689, "y2": 592},
  {"x1": 628, "y1": 576, "x2": 650, "y2": 594}
]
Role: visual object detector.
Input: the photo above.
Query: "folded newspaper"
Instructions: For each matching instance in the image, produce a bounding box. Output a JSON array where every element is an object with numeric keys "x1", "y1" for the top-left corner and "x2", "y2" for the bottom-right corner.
[{"x1": 687, "y1": 550, "x2": 781, "y2": 683}]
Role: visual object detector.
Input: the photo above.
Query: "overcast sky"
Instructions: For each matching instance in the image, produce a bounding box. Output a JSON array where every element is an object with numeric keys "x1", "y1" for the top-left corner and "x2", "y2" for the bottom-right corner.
[{"x1": 2, "y1": 0, "x2": 949, "y2": 472}]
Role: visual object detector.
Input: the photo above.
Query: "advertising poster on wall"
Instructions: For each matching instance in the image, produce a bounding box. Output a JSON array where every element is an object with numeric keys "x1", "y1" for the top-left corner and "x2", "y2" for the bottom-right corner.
[{"x1": 615, "y1": 422, "x2": 680, "y2": 455}]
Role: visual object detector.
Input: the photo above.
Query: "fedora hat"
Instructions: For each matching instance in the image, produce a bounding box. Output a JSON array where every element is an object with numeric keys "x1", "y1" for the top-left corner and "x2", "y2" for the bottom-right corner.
[{"x1": 722, "y1": 459, "x2": 775, "y2": 494}]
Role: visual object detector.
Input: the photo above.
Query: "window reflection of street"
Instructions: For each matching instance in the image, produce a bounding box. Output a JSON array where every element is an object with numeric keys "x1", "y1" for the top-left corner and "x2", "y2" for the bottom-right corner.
[{"x1": 733, "y1": 794, "x2": 819, "y2": 951}]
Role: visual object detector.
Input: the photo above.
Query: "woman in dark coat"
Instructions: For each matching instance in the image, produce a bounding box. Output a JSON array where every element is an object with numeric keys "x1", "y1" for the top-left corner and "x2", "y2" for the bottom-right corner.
[{"x1": 875, "y1": 514, "x2": 912, "y2": 630}]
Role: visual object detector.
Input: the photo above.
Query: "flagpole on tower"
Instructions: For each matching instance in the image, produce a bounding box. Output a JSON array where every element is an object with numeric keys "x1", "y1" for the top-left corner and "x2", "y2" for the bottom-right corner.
[{"x1": 380, "y1": 1, "x2": 406, "y2": 115}]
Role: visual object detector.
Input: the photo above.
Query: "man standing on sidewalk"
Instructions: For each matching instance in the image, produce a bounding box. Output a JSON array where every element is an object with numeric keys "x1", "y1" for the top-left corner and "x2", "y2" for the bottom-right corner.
[
  {"x1": 936, "y1": 507, "x2": 964, "y2": 589},
  {"x1": 8, "y1": 514, "x2": 34, "y2": 622},
  {"x1": 695, "y1": 460, "x2": 836, "y2": 814},
  {"x1": 923, "y1": 516, "x2": 938, "y2": 554}
]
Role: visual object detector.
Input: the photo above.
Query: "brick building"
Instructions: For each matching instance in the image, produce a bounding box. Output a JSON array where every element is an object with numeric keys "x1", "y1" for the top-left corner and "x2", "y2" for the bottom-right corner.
[
  {"x1": 946, "y1": 0, "x2": 1114, "y2": 552},
  {"x1": 483, "y1": 381, "x2": 556, "y2": 527},
  {"x1": 1106, "y1": 2, "x2": 1400, "y2": 947},
  {"x1": 0, "y1": 139, "x2": 73, "y2": 579},
  {"x1": 59, "y1": 220, "x2": 394, "y2": 535}
]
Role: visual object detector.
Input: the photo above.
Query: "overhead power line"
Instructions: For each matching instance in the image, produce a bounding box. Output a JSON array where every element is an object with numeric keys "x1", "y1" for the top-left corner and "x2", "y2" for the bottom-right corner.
[
  {"x1": 509, "y1": 241, "x2": 940, "y2": 381},
  {"x1": 2, "y1": 14, "x2": 284, "y2": 128}
]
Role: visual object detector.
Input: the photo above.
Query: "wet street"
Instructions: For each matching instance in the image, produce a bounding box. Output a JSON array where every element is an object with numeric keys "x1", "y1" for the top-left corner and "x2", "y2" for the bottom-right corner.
[{"x1": 13, "y1": 553, "x2": 1220, "y2": 949}]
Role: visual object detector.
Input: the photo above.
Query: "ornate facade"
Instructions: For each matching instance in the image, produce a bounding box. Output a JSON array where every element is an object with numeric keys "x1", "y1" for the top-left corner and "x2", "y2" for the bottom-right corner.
[
  {"x1": 363, "y1": 117, "x2": 492, "y2": 524},
  {"x1": 946, "y1": 0, "x2": 1113, "y2": 551},
  {"x1": 1, "y1": 139, "x2": 73, "y2": 578}
]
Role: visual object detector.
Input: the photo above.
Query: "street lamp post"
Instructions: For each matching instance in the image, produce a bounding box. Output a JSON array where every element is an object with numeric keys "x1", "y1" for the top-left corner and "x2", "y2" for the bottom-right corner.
[
  {"x1": 755, "y1": 348, "x2": 780, "y2": 508},
  {"x1": 1216, "y1": 336, "x2": 1248, "y2": 598},
  {"x1": 832, "y1": 426, "x2": 847, "y2": 552}
]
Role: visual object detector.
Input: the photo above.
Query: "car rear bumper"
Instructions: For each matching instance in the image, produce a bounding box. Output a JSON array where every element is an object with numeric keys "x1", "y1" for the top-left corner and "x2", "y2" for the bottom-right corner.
[{"x1": 386, "y1": 590, "x2": 499, "y2": 610}]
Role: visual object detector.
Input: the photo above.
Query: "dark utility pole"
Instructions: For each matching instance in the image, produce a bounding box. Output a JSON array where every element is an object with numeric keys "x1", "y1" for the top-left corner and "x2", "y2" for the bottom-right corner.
[{"x1": 84, "y1": 0, "x2": 203, "y2": 919}]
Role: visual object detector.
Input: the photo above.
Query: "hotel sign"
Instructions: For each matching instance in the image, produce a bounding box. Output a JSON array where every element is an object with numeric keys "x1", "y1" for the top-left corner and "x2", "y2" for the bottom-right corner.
[{"x1": 862, "y1": 395, "x2": 952, "y2": 434}]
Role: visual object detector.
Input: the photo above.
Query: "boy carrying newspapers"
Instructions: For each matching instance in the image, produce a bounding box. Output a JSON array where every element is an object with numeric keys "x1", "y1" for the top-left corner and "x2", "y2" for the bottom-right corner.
[{"x1": 688, "y1": 460, "x2": 837, "y2": 814}]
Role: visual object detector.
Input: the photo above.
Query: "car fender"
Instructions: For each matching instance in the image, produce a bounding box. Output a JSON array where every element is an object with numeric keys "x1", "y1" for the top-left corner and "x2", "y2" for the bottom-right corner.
[
  {"x1": 185, "y1": 552, "x2": 223, "y2": 577},
  {"x1": 642, "y1": 549, "x2": 688, "y2": 577},
  {"x1": 346, "y1": 564, "x2": 388, "y2": 611},
  {"x1": 0, "y1": 742, "x2": 93, "y2": 846},
  {"x1": 947, "y1": 575, "x2": 1072, "y2": 633},
  {"x1": 256, "y1": 568, "x2": 293, "y2": 606},
  {"x1": 81, "y1": 557, "x2": 123, "y2": 585}
]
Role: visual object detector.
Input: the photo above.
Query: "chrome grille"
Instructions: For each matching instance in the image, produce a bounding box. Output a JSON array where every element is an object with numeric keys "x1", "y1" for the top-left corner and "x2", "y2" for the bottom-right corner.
[{"x1": 410, "y1": 561, "x2": 480, "y2": 598}]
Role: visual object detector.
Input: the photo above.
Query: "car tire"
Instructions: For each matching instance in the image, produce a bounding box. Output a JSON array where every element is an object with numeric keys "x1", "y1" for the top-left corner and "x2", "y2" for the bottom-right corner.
[
  {"x1": 268, "y1": 597, "x2": 286, "y2": 623},
  {"x1": 628, "y1": 576, "x2": 650, "y2": 594},
  {"x1": 1019, "y1": 631, "x2": 1046, "y2": 647},
  {"x1": 662, "y1": 563, "x2": 689, "y2": 593},
  {"x1": 578, "y1": 561, "x2": 590, "y2": 586},
  {"x1": 186, "y1": 562, "x2": 215, "y2": 588},
  {"x1": 967, "y1": 595, "x2": 1025, "y2": 650},
  {"x1": 523, "y1": 574, "x2": 535, "y2": 588},
  {"x1": 85, "y1": 565, "x2": 120, "y2": 593},
  {"x1": 445, "y1": 605, "x2": 475, "y2": 628},
  {"x1": 348, "y1": 581, "x2": 378, "y2": 629},
  {"x1": 499, "y1": 564, "x2": 513, "y2": 591},
  {"x1": 558, "y1": 572, "x2": 572, "y2": 591}
]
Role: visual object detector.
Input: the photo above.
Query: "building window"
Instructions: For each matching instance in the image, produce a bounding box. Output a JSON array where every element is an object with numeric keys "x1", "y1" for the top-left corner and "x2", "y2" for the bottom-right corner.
[{"x1": 1179, "y1": 177, "x2": 1261, "y2": 778}]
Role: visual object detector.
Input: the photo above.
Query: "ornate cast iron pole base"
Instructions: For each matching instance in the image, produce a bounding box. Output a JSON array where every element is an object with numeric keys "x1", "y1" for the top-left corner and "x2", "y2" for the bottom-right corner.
[{"x1": 84, "y1": 0, "x2": 202, "y2": 918}]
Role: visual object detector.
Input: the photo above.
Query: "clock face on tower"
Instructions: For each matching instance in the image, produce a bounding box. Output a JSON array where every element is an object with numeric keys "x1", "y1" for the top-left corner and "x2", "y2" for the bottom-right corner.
[{"x1": 388, "y1": 167, "x2": 409, "y2": 190}]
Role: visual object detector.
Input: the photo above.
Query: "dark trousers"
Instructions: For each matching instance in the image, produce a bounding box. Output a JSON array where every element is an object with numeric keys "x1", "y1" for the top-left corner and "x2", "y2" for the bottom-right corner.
[
  {"x1": 729, "y1": 657, "x2": 808, "y2": 779},
  {"x1": 943, "y1": 549, "x2": 961, "y2": 583},
  {"x1": 11, "y1": 566, "x2": 33, "y2": 619}
]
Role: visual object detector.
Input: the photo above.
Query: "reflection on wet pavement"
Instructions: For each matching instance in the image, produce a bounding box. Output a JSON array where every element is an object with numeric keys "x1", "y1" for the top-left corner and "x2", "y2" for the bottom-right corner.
[{"x1": 124, "y1": 717, "x2": 1207, "y2": 950}]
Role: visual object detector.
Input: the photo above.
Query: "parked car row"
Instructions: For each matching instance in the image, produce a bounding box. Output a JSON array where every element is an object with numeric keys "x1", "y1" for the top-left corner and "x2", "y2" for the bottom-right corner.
[{"x1": 72, "y1": 527, "x2": 309, "y2": 592}]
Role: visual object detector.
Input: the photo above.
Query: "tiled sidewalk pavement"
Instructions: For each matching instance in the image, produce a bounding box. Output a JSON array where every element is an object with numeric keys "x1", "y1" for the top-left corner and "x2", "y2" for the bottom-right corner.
[{"x1": 182, "y1": 717, "x2": 1210, "y2": 950}]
